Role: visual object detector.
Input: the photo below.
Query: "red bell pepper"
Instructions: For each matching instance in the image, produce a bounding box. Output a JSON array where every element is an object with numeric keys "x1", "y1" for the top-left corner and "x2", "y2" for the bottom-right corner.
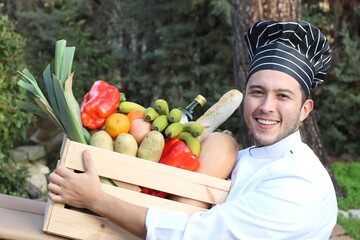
[
  {"x1": 140, "y1": 137, "x2": 201, "y2": 198},
  {"x1": 80, "y1": 80, "x2": 120, "y2": 129},
  {"x1": 159, "y1": 138, "x2": 200, "y2": 171}
]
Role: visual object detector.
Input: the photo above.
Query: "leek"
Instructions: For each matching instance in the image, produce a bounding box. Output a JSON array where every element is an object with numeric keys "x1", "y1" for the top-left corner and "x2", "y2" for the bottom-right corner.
[{"x1": 17, "y1": 39, "x2": 89, "y2": 145}]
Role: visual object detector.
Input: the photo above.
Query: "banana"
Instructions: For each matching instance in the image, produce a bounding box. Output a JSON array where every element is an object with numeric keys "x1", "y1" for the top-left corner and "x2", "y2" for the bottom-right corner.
[
  {"x1": 154, "y1": 99, "x2": 169, "y2": 115},
  {"x1": 168, "y1": 108, "x2": 183, "y2": 122},
  {"x1": 178, "y1": 132, "x2": 201, "y2": 156},
  {"x1": 119, "y1": 101, "x2": 145, "y2": 114},
  {"x1": 165, "y1": 122, "x2": 184, "y2": 138},
  {"x1": 182, "y1": 121, "x2": 204, "y2": 137},
  {"x1": 151, "y1": 115, "x2": 169, "y2": 132},
  {"x1": 143, "y1": 107, "x2": 159, "y2": 121}
]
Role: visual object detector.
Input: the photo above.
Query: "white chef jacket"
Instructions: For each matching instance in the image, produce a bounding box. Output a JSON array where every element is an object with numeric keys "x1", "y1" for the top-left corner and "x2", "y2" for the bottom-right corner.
[{"x1": 145, "y1": 131, "x2": 338, "y2": 239}]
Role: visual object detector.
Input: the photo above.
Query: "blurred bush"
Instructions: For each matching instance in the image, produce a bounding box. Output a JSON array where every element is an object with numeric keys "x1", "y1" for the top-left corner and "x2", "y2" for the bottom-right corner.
[{"x1": 0, "y1": 9, "x2": 35, "y2": 196}]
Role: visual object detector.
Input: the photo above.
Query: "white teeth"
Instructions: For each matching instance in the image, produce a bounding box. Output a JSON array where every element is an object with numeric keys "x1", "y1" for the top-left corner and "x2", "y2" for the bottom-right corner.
[{"x1": 257, "y1": 119, "x2": 277, "y2": 125}]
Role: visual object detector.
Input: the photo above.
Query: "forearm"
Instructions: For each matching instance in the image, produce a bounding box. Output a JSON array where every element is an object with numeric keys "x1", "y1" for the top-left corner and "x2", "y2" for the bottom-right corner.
[{"x1": 89, "y1": 191, "x2": 148, "y2": 239}]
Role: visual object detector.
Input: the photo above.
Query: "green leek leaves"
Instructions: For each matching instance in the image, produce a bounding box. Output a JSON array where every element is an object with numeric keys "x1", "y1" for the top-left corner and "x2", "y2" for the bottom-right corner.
[{"x1": 17, "y1": 39, "x2": 90, "y2": 144}]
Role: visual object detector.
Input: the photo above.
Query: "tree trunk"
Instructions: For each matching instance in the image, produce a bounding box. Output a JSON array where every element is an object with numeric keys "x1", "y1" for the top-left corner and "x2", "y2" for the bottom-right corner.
[
  {"x1": 300, "y1": 113, "x2": 345, "y2": 197},
  {"x1": 231, "y1": 0, "x2": 253, "y2": 148},
  {"x1": 231, "y1": 0, "x2": 344, "y2": 197}
]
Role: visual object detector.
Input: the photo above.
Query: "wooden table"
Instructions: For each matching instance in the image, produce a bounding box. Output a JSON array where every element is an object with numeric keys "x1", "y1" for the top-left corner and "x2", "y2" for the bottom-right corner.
[{"x1": 0, "y1": 193, "x2": 67, "y2": 240}]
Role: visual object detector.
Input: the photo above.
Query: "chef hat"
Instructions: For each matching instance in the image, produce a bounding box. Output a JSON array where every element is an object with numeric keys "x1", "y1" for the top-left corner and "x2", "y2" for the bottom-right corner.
[{"x1": 244, "y1": 20, "x2": 331, "y2": 97}]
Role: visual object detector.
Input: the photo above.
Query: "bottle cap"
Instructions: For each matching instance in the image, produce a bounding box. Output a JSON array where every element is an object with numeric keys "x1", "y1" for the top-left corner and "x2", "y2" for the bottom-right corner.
[{"x1": 195, "y1": 95, "x2": 206, "y2": 106}]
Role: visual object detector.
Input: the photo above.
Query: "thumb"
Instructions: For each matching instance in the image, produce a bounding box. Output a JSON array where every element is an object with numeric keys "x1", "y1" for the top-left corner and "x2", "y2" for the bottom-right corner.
[{"x1": 82, "y1": 149, "x2": 98, "y2": 175}]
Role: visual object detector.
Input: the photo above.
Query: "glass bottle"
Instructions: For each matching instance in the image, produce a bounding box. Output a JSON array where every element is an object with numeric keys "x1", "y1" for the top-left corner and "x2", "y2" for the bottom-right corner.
[{"x1": 180, "y1": 95, "x2": 206, "y2": 123}]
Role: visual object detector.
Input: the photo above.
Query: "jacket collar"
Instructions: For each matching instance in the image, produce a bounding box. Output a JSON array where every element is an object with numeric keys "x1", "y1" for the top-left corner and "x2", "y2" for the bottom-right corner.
[{"x1": 249, "y1": 130, "x2": 301, "y2": 159}]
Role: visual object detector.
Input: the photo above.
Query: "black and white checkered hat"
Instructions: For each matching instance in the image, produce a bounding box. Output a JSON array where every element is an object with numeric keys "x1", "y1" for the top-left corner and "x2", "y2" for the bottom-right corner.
[{"x1": 244, "y1": 20, "x2": 331, "y2": 97}]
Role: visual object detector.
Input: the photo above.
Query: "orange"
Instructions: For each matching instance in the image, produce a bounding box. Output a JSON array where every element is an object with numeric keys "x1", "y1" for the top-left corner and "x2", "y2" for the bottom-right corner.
[
  {"x1": 105, "y1": 113, "x2": 130, "y2": 138},
  {"x1": 127, "y1": 109, "x2": 144, "y2": 122}
]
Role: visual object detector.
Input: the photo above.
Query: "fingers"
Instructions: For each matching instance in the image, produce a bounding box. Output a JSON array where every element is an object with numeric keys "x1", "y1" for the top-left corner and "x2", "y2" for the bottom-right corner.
[
  {"x1": 47, "y1": 181, "x2": 62, "y2": 195},
  {"x1": 48, "y1": 170, "x2": 65, "y2": 184},
  {"x1": 48, "y1": 168, "x2": 67, "y2": 203},
  {"x1": 53, "y1": 165, "x2": 72, "y2": 179},
  {"x1": 82, "y1": 149, "x2": 98, "y2": 175},
  {"x1": 48, "y1": 191, "x2": 65, "y2": 203},
  {"x1": 47, "y1": 178, "x2": 67, "y2": 204}
]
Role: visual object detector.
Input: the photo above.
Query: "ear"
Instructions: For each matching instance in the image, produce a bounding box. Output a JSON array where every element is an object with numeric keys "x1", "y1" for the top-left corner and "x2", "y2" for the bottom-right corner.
[{"x1": 300, "y1": 99, "x2": 314, "y2": 121}]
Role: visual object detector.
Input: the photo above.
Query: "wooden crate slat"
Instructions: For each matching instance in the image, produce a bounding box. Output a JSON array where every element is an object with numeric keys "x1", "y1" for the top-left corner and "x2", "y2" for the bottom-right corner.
[
  {"x1": 43, "y1": 202, "x2": 65, "y2": 234},
  {"x1": 46, "y1": 204, "x2": 141, "y2": 240},
  {"x1": 101, "y1": 184, "x2": 206, "y2": 214},
  {"x1": 62, "y1": 139, "x2": 231, "y2": 204},
  {"x1": 63, "y1": 139, "x2": 231, "y2": 190}
]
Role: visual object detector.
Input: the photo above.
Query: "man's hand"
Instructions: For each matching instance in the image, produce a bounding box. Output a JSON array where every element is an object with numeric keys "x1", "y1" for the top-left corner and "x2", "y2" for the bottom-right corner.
[
  {"x1": 48, "y1": 149, "x2": 104, "y2": 210},
  {"x1": 48, "y1": 149, "x2": 148, "y2": 239}
]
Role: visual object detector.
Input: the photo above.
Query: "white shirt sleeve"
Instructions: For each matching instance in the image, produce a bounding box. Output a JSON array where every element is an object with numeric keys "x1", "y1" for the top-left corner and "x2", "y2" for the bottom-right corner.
[
  {"x1": 145, "y1": 204, "x2": 236, "y2": 240},
  {"x1": 145, "y1": 167, "x2": 333, "y2": 239}
]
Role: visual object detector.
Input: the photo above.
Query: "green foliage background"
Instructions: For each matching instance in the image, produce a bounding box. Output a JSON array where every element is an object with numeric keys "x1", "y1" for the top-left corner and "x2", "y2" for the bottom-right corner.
[
  {"x1": 119, "y1": 0, "x2": 234, "y2": 106},
  {"x1": 316, "y1": 22, "x2": 360, "y2": 161},
  {"x1": 333, "y1": 162, "x2": 360, "y2": 239},
  {"x1": 333, "y1": 162, "x2": 360, "y2": 210},
  {"x1": 303, "y1": 2, "x2": 360, "y2": 161},
  {"x1": 0, "y1": 10, "x2": 34, "y2": 196},
  {"x1": 14, "y1": 0, "x2": 122, "y2": 99},
  {"x1": 10, "y1": 0, "x2": 240, "y2": 139}
]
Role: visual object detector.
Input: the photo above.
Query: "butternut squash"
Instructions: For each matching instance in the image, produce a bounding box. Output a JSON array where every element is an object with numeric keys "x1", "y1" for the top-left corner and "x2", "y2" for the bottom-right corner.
[{"x1": 169, "y1": 132, "x2": 239, "y2": 208}]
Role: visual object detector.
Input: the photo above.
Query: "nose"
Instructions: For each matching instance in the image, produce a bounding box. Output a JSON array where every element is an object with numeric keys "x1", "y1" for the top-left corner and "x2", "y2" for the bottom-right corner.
[{"x1": 258, "y1": 95, "x2": 275, "y2": 113}]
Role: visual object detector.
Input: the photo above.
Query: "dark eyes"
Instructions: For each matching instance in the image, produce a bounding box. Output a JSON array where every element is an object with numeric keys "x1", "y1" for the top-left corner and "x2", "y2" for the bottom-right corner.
[
  {"x1": 248, "y1": 89, "x2": 264, "y2": 95},
  {"x1": 248, "y1": 90, "x2": 290, "y2": 99},
  {"x1": 277, "y1": 93, "x2": 289, "y2": 98}
]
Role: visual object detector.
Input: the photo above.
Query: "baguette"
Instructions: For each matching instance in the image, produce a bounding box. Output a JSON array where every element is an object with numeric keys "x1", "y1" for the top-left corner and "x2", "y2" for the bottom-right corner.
[{"x1": 196, "y1": 89, "x2": 243, "y2": 142}]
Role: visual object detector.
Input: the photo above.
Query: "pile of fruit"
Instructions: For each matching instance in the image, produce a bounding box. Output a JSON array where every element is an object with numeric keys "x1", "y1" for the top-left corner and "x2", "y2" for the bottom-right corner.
[
  {"x1": 80, "y1": 80, "x2": 206, "y2": 197},
  {"x1": 86, "y1": 86, "x2": 204, "y2": 162}
]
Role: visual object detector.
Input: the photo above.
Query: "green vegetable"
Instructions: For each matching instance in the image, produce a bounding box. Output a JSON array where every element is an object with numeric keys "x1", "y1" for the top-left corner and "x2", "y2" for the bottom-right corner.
[{"x1": 16, "y1": 39, "x2": 90, "y2": 144}]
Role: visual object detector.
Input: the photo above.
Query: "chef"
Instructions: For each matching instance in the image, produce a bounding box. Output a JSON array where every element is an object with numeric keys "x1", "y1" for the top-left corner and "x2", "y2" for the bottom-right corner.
[{"x1": 48, "y1": 20, "x2": 338, "y2": 239}]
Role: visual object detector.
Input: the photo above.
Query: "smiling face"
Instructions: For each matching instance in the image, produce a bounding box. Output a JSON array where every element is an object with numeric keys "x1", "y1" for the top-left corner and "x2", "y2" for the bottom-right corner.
[{"x1": 244, "y1": 70, "x2": 314, "y2": 146}]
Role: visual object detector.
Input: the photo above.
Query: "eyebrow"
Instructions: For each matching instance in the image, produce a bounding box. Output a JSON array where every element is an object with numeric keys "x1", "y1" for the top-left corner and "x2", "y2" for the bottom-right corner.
[{"x1": 248, "y1": 85, "x2": 296, "y2": 96}]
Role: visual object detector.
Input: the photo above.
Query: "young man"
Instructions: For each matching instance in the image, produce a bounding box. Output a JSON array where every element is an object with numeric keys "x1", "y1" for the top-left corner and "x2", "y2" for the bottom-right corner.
[{"x1": 48, "y1": 20, "x2": 337, "y2": 239}]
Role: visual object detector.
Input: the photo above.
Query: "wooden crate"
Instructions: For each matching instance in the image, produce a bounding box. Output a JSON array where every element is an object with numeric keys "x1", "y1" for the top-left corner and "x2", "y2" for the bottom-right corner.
[{"x1": 43, "y1": 138, "x2": 232, "y2": 240}]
